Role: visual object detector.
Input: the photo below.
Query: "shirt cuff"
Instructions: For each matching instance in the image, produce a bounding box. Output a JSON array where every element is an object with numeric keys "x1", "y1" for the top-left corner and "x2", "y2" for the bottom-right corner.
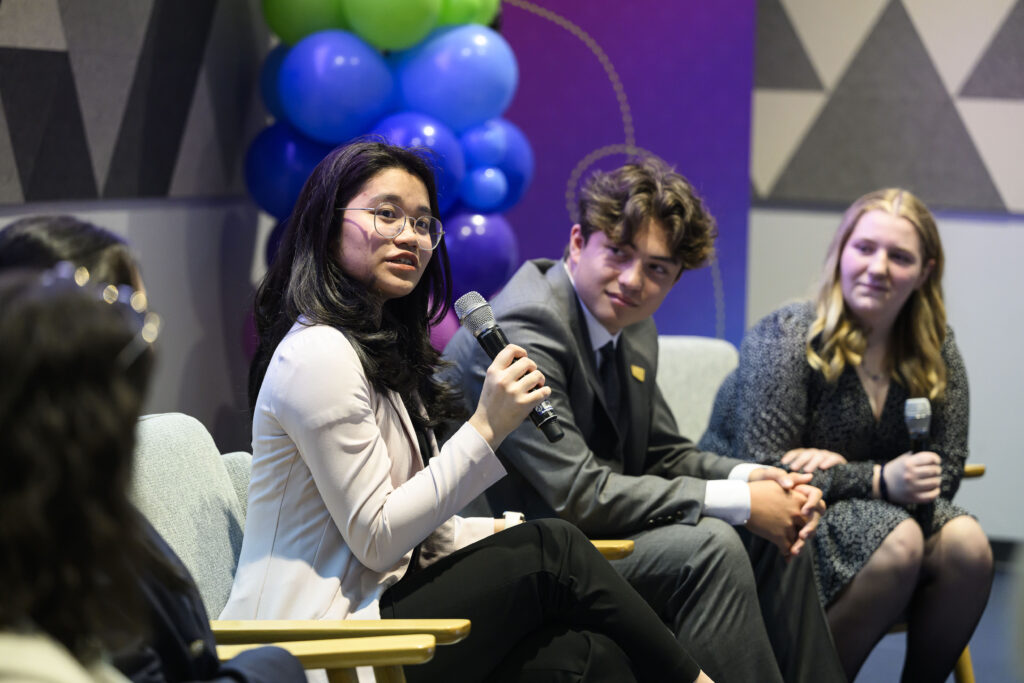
[
  {"x1": 702, "y1": 480, "x2": 751, "y2": 526},
  {"x1": 729, "y1": 462, "x2": 762, "y2": 482}
]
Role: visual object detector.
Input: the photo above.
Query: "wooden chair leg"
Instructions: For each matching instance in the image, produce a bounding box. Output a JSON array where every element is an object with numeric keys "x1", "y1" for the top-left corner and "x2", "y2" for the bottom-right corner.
[{"x1": 953, "y1": 645, "x2": 975, "y2": 683}]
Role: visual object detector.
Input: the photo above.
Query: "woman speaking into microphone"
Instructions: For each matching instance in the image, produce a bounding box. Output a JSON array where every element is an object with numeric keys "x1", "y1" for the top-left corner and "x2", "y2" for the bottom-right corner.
[{"x1": 221, "y1": 140, "x2": 711, "y2": 683}]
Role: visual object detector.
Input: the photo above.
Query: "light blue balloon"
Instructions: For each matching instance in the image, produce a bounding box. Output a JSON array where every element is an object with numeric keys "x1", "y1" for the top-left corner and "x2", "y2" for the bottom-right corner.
[
  {"x1": 460, "y1": 118, "x2": 534, "y2": 212},
  {"x1": 460, "y1": 166, "x2": 508, "y2": 211},
  {"x1": 371, "y1": 111, "x2": 466, "y2": 213},
  {"x1": 395, "y1": 25, "x2": 517, "y2": 133},
  {"x1": 459, "y1": 118, "x2": 506, "y2": 167},
  {"x1": 278, "y1": 30, "x2": 394, "y2": 143}
]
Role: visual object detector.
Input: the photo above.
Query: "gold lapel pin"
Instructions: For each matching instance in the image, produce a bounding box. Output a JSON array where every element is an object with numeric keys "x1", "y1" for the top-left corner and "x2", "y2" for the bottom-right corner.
[{"x1": 630, "y1": 365, "x2": 645, "y2": 382}]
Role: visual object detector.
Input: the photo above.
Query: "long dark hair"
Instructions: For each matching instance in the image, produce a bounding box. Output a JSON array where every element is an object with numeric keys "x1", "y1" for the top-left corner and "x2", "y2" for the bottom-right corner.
[
  {"x1": 250, "y1": 140, "x2": 463, "y2": 431},
  {"x1": 0, "y1": 270, "x2": 157, "y2": 661}
]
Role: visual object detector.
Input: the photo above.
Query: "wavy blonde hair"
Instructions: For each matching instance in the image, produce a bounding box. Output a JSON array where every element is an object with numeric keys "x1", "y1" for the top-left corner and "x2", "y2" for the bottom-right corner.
[{"x1": 806, "y1": 188, "x2": 947, "y2": 399}]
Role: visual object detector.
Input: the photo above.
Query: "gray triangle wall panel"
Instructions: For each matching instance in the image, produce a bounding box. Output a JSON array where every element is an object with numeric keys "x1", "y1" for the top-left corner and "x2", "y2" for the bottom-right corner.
[
  {"x1": 960, "y1": 0, "x2": 1024, "y2": 99},
  {"x1": 0, "y1": 47, "x2": 97, "y2": 201},
  {"x1": 770, "y1": 0, "x2": 1005, "y2": 212},
  {"x1": 103, "y1": 0, "x2": 216, "y2": 198},
  {"x1": 755, "y1": 0, "x2": 823, "y2": 90}
]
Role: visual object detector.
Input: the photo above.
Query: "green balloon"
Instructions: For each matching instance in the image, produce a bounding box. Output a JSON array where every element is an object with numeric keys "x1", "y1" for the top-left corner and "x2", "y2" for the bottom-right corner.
[
  {"x1": 438, "y1": 0, "x2": 482, "y2": 25},
  {"x1": 262, "y1": 0, "x2": 349, "y2": 46},
  {"x1": 342, "y1": 0, "x2": 440, "y2": 51},
  {"x1": 470, "y1": 0, "x2": 499, "y2": 25}
]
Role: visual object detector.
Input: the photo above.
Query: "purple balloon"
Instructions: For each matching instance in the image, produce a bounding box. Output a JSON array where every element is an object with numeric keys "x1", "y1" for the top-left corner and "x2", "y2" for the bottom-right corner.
[
  {"x1": 278, "y1": 30, "x2": 394, "y2": 143},
  {"x1": 244, "y1": 122, "x2": 333, "y2": 220},
  {"x1": 429, "y1": 308, "x2": 460, "y2": 352},
  {"x1": 459, "y1": 118, "x2": 534, "y2": 212},
  {"x1": 371, "y1": 111, "x2": 466, "y2": 213},
  {"x1": 443, "y1": 210, "x2": 518, "y2": 300}
]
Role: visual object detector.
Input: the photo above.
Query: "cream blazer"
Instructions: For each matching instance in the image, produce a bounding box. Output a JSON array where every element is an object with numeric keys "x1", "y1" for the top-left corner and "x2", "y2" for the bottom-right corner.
[{"x1": 220, "y1": 321, "x2": 504, "y2": 622}]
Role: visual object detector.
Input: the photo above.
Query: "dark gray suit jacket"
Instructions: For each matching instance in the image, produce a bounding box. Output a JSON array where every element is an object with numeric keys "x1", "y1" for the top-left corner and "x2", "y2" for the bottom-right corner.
[{"x1": 443, "y1": 259, "x2": 746, "y2": 537}]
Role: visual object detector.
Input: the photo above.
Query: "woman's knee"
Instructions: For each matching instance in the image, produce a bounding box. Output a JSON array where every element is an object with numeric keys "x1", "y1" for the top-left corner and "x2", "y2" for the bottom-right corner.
[
  {"x1": 927, "y1": 516, "x2": 993, "y2": 580},
  {"x1": 871, "y1": 519, "x2": 925, "y2": 582}
]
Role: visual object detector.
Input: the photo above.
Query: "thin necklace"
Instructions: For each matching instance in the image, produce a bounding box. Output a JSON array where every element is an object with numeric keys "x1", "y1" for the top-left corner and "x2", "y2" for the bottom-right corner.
[{"x1": 861, "y1": 362, "x2": 887, "y2": 382}]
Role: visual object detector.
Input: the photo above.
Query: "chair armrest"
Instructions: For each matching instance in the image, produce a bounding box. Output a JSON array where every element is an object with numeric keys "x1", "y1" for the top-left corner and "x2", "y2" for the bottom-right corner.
[
  {"x1": 216, "y1": 634, "x2": 435, "y2": 669},
  {"x1": 591, "y1": 540, "x2": 634, "y2": 560},
  {"x1": 211, "y1": 619, "x2": 471, "y2": 646},
  {"x1": 963, "y1": 464, "x2": 985, "y2": 478}
]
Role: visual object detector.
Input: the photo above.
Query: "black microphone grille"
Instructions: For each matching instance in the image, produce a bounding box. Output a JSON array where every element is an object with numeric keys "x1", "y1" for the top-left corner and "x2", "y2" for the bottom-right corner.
[{"x1": 454, "y1": 291, "x2": 495, "y2": 336}]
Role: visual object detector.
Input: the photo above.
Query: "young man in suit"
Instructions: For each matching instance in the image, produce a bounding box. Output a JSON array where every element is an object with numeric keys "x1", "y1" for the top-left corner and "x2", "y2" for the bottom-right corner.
[{"x1": 442, "y1": 157, "x2": 846, "y2": 682}]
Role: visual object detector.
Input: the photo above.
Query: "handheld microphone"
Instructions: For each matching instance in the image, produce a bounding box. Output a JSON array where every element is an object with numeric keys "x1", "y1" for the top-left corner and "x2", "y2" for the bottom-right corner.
[
  {"x1": 904, "y1": 398, "x2": 932, "y2": 452},
  {"x1": 454, "y1": 291, "x2": 564, "y2": 443},
  {"x1": 904, "y1": 397, "x2": 934, "y2": 527}
]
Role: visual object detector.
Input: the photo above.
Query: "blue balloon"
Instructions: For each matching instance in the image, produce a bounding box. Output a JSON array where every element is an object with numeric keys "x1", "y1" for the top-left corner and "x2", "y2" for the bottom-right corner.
[
  {"x1": 395, "y1": 25, "x2": 517, "y2": 132},
  {"x1": 260, "y1": 43, "x2": 289, "y2": 120},
  {"x1": 245, "y1": 122, "x2": 333, "y2": 220},
  {"x1": 460, "y1": 166, "x2": 507, "y2": 212},
  {"x1": 459, "y1": 117, "x2": 534, "y2": 212},
  {"x1": 371, "y1": 111, "x2": 465, "y2": 213},
  {"x1": 460, "y1": 118, "x2": 506, "y2": 167},
  {"x1": 443, "y1": 210, "x2": 518, "y2": 299},
  {"x1": 278, "y1": 30, "x2": 394, "y2": 143}
]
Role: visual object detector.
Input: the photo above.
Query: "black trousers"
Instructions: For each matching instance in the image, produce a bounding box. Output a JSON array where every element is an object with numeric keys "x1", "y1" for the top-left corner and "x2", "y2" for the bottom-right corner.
[
  {"x1": 612, "y1": 518, "x2": 846, "y2": 683},
  {"x1": 380, "y1": 518, "x2": 699, "y2": 683}
]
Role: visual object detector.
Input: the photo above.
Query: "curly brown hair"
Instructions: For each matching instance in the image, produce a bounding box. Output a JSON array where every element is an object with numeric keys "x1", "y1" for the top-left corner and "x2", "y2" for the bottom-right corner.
[{"x1": 575, "y1": 156, "x2": 717, "y2": 274}]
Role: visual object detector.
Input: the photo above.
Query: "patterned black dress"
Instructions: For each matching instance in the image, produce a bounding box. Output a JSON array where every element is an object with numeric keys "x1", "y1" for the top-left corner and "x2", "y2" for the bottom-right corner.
[{"x1": 699, "y1": 301, "x2": 971, "y2": 606}]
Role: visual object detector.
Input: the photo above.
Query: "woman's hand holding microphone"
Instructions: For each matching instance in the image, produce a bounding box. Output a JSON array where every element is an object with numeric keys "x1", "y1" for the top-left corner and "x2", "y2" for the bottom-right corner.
[{"x1": 468, "y1": 344, "x2": 551, "y2": 452}]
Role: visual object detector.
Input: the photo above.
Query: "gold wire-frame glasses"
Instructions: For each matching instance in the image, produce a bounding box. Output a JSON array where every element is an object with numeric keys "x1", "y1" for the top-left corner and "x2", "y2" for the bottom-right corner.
[{"x1": 341, "y1": 201, "x2": 445, "y2": 250}]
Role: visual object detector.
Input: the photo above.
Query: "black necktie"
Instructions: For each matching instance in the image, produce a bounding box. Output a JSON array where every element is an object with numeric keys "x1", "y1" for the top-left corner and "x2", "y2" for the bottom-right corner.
[{"x1": 599, "y1": 341, "x2": 622, "y2": 425}]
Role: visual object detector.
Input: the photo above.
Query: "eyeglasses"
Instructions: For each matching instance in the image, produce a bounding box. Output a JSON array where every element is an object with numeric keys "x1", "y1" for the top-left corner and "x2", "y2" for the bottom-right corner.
[
  {"x1": 41, "y1": 261, "x2": 161, "y2": 368},
  {"x1": 342, "y1": 201, "x2": 444, "y2": 251}
]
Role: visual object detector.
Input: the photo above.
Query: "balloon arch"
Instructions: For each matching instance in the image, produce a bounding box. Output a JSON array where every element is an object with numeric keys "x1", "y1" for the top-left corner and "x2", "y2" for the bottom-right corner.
[{"x1": 247, "y1": 0, "x2": 533, "y2": 353}]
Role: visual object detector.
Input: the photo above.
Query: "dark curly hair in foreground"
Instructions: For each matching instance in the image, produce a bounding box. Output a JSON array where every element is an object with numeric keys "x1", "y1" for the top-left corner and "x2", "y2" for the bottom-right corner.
[{"x1": 0, "y1": 269, "x2": 158, "y2": 662}]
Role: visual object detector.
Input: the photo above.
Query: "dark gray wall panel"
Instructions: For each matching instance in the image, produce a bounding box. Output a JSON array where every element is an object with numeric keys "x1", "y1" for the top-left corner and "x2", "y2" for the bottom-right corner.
[
  {"x1": 755, "y1": 0, "x2": 822, "y2": 90},
  {"x1": 960, "y1": 0, "x2": 1024, "y2": 98},
  {"x1": 102, "y1": 0, "x2": 216, "y2": 198},
  {"x1": 0, "y1": 47, "x2": 97, "y2": 200},
  {"x1": 769, "y1": 0, "x2": 1004, "y2": 211}
]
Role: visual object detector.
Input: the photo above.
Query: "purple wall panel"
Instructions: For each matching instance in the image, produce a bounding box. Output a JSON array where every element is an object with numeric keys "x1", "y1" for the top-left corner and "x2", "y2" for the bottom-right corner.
[{"x1": 498, "y1": 0, "x2": 754, "y2": 340}]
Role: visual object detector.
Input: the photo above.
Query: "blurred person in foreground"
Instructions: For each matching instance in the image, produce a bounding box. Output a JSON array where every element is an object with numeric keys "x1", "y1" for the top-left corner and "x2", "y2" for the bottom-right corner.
[{"x1": 0, "y1": 215, "x2": 305, "y2": 683}]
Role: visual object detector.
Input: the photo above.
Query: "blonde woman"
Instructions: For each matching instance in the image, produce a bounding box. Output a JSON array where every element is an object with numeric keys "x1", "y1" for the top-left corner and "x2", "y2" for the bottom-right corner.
[{"x1": 700, "y1": 189, "x2": 993, "y2": 682}]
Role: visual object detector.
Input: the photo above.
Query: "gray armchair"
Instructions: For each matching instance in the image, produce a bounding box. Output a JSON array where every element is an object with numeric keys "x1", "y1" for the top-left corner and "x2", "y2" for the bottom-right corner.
[
  {"x1": 655, "y1": 334, "x2": 739, "y2": 440},
  {"x1": 128, "y1": 412, "x2": 466, "y2": 682}
]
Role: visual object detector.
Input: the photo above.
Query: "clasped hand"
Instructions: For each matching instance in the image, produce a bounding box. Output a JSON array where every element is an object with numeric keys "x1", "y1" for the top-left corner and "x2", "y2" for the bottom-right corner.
[{"x1": 746, "y1": 467, "x2": 825, "y2": 558}]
